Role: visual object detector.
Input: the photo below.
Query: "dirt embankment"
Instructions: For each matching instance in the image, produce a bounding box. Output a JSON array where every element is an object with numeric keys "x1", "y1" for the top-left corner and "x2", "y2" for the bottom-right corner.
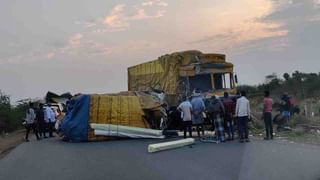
[{"x1": 0, "y1": 130, "x2": 25, "y2": 159}]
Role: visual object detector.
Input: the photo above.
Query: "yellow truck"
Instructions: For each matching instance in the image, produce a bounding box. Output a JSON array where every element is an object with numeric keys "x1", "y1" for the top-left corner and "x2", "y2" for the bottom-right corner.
[{"x1": 128, "y1": 50, "x2": 238, "y2": 107}]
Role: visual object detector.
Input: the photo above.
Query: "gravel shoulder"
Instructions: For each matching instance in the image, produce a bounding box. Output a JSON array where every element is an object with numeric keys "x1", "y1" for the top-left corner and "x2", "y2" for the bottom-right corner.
[{"x1": 0, "y1": 130, "x2": 25, "y2": 159}]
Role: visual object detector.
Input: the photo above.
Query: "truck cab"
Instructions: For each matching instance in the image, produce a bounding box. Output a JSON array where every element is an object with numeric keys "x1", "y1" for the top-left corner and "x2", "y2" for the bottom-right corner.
[
  {"x1": 178, "y1": 53, "x2": 237, "y2": 98},
  {"x1": 128, "y1": 50, "x2": 237, "y2": 106}
]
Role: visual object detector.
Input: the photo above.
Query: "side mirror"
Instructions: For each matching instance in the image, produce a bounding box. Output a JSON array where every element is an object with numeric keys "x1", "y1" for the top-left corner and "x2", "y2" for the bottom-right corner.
[{"x1": 235, "y1": 74, "x2": 238, "y2": 84}]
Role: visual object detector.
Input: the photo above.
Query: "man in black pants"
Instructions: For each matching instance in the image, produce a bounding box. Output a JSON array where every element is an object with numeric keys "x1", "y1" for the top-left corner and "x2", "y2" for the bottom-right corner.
[
  {"x1": 263, "y1": 91, "x2": 273, "y2": 140},
  {"x1": 177, "y1": 97, "x2": 193, "y2": 138},
  {"x1": 36, "y1": 103, "x2": 47, "y2": 138},
  {"x1": 25, "y1": 103, "x2": 40, "y2": 141},
  {"x1": 235, "y1": 91, "x2": 251, "y2": 143}
]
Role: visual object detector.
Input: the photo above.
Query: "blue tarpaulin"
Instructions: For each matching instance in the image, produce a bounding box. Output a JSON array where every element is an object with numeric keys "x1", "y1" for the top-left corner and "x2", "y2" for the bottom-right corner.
[{"x1": 61, "y1": 95, "x2": 90, "y2": 142}]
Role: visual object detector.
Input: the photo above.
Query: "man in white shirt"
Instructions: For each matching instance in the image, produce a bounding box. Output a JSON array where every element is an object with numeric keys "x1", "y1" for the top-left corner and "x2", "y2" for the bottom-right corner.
[
  {"x1": 25, "y1": 103, "x2": 40, "y2": 141},
  {"x1": 44, "y1": 105, "x2": 56, "y2": 137},
  {"x1": 177, "y1": 96, "x2": 193, "y2": 139},
  {"x1": 235, "y1": 91, "x2": 251, "y2": 143}
]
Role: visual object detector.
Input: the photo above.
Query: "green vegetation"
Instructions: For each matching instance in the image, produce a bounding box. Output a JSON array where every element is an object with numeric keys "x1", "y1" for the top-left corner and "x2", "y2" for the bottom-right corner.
[
  {"x1": 238, "y1": 71, "x2": 320, "y2": 99},
  {"x1": 0, "y1": 90, "x2": 28, "y2": 133},
  {"x1": 239, "y1": 71, "x2": 320, "y2": 144}
]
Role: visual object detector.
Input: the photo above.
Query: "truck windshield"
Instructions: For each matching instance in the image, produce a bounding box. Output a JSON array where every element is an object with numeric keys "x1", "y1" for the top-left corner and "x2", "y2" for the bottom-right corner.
[
  {"x1": 214, "y1": 73, "x2": 233, "y2": 90},
  {"x1": 189, "y1": 74, "x2": 212, "y2": 92},
  {"x1": 187, "y1": 73, "x2": 233, "y2": 92}
]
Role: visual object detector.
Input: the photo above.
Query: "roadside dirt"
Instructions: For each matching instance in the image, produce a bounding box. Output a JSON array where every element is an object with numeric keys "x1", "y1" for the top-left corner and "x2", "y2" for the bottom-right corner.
[{"x1": 0, "y1": 130, "x2": 25, "y2": 159}]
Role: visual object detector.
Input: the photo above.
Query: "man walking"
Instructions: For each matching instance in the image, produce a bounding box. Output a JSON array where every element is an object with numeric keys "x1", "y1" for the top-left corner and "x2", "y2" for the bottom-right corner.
[
  {"x1": 191, "y1": 91, "x2": 205, "y2": 138},
  {"x1": 207, "y1": 96, "x2": 225, "y2": 142},
  {"x1": 223, "y1": 92, "x2": 235, "y2": 141},
  {"x1": 235, "y1": 91, "x2": 251, "y2": 143},
  {"x1": 177, "y1": 96, "x2": 193, "y2": 139},
  {"x1": 263, "y1": 91, "x2": 273, "y2": 140},
  {"x1": 25, "y1": 103, "x2": 40, "y2": 141}
]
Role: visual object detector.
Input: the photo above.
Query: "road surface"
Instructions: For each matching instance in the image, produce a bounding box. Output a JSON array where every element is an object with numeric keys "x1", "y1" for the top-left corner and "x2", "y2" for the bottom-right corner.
[{"x1": 0, "y1": 138, "x2": 320, "y2": 180}]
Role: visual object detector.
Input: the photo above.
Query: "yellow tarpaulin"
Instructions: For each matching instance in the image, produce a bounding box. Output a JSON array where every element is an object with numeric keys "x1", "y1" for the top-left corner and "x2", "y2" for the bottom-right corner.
[{"x1": 88, "y1": 95, "x2": 150, "y2": 141}]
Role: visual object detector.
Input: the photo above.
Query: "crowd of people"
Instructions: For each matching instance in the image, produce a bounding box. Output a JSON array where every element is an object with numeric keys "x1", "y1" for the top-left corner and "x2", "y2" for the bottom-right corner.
[
  {"x1": 24, "y1": 90, "x2": 293, "y2": 143},
  {"x1": 177, "y1": 90, "x2": 277, "y2": 143},
  {"x1": 24, "y1": 103, "x2": 63, "y2": 142}
]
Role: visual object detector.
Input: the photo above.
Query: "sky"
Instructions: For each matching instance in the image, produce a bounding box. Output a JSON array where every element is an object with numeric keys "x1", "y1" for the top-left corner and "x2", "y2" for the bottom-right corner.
[{"x1": 0, "y1": 0, "x2": 319, "y2": 102}]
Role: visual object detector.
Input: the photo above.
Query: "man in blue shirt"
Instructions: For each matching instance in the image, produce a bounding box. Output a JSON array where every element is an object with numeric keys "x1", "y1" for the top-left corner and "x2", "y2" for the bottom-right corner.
[{"x1": 191, "y1": 91, "x2": 205, "y2": 138}]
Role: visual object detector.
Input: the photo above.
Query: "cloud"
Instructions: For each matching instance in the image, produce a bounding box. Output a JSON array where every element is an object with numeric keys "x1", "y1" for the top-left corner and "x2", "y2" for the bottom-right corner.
[
  {"x1": 142, "y1": 1, "x2": 154, "y2": 6},
  {"x1": 58, "y1": 33, "x2": 112, "y2": 57},
  {"x1": 0, "y1": 31, "x2": 112, "y2": 65},
  {"x1": 129, "y1": 8, "x2": 165, "y2": 20},
  {"x1": 68, "y1": 33, "x2": 83, "y2": 46},
  {"x1": 103, "y1": 4, "x2": 129, "y2": 30},
  {"x1": 74, "y1": 19, "x2": 98, "y2": 29},
  {"x1": 100, "y1": 2, "x2": 167, "y2": 32},
  {"x1": 189, "y1": 0, "x2": 290, "y2": 53},
  {"x1": 142, "y1": 0, "x2": 168, "y2": 7},
  {"x1": 74, "y1": 1, "x2": 168, "y2": 33},
  {"x1": 46, "y1": 52, "x2": 55, "y2": 59},
  {"x1": 0, "y1": 48, "x2": 57, "y2": 65}
]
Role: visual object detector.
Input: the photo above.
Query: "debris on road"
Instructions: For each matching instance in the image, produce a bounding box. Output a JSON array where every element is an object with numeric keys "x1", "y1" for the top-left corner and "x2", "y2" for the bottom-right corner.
[
  {"x1": 91, "y1": 124, "x2": 164, "y2": 139},
  {"x1": 148, "y1": 138, "x2": 195, "y2": 153}
]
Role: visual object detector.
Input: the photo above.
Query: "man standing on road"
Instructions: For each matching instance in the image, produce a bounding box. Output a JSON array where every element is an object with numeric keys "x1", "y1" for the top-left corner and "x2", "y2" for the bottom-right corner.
[
  {"x1": 207, "y1": 96, "x2": 225, "y2": 142},
  {"x1": 191, "y1": 91, "x2": 205, "y2": 138},
  {"x1": 25, "y1": 103, "x2": 40, "y2": 141},
  {"x1": 263, "y1": 91, "x2": 273, "y2": 140},
  {"x1": 235, "y1": 91, "x2": 251, "y2": 143},
  {"x1": 44, "y1": 105, "x2": 55, "y2": 138},
  {"x1": 281, "y1": 92, "x2": 291, "y2": 124},
  {"x1": 36, "y1": 103, "x2": 47, "y2": 138},
  {"x1": 177, "y1": 96, "x2": 193, "y2": 139},
  {"x1": 223, "y1": 92, "x2": 235, "y2": 141}
]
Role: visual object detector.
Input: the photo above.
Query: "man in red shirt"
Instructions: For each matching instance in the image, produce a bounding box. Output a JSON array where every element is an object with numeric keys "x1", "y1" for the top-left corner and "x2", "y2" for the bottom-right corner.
[{"x1": 263, "y1": 91, "x2": 273, "y2": 140}]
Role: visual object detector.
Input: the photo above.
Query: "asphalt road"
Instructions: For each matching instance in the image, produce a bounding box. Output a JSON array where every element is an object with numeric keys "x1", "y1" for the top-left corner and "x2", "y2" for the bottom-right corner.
[{"x1": 0, "y1": 137, "x2": 320, "y2": 180}]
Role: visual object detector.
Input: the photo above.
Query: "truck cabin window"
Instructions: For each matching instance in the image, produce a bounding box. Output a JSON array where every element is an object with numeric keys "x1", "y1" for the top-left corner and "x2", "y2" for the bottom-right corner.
[
  {"x1": 189, "y1": 74, "x2": 212, "y2": 92},
  {"x1": 214, "y1": 73, "x2": 232, "y2": 90}
]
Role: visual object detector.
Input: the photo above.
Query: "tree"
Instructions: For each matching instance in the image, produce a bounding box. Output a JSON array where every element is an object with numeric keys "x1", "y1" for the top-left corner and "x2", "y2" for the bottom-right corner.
[
  {"x1": 265, "y1": 73, "x2": 278, "y2": 84},
  {"x1": 0, "y1": 91, "x2": 12, "y2": 133},
  {"x1": 0, "y1": 90, "x2": 26, "y2": 133},
  {"x1": 283, "y1": 73, "x2": 290, "y2": 81}
]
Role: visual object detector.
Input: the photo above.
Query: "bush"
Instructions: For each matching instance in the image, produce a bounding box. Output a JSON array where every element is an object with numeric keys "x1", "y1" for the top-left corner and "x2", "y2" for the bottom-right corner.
[{"x1": 0, "y1": 91, "x2": 26, "y2": 133}]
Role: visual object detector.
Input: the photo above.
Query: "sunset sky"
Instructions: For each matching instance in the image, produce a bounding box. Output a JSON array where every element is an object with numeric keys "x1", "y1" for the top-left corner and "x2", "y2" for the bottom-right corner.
[{"x1": 1, "y1": 0, "x2": 320, "y2": 101}]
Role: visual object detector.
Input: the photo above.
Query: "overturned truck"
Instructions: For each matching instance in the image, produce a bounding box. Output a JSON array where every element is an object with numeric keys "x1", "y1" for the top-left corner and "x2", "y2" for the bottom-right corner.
[{"x1": 61, "y1": 91, "x2": 165, "y2": 142}]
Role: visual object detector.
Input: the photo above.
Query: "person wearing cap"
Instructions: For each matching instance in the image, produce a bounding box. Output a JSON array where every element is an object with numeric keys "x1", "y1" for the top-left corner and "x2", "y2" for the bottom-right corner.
[
  {"x1": 190, "y1": 91, "x2": 205, "y2": 138},
  {"x1": 235, "y1": 91, "x2": 251, "y2": 143},
  {"x1": 177, "y1": 96, "x2": 193, "y2": 138}
]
